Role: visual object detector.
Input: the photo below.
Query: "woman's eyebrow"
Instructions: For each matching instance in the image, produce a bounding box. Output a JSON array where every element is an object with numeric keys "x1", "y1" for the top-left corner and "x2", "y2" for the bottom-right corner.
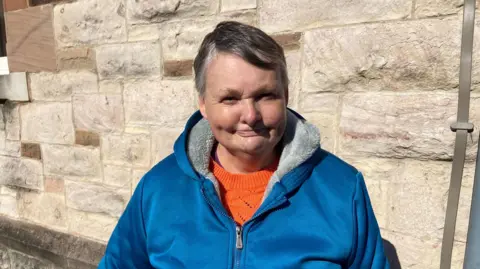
[
  {"x1": 223, "y1": 88, "x2": 241, "y2": 94},
  {"x1": 216, "y1": 88, "x2": 242, "y2": 97},
  {"x1": 216, "y1": 86, "x2": 278, "y2": 98}
]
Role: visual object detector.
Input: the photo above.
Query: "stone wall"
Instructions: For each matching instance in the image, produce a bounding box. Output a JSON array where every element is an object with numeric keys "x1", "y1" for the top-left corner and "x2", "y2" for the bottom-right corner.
[{"x1": 1, "y1": 0, "x2": 479, "y2": 268}]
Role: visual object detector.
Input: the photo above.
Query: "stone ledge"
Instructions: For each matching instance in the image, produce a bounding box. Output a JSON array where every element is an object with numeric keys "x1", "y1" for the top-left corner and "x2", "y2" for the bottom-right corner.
[{"x1": 0, "y1": 215, "x2": 106, "y2": 268}]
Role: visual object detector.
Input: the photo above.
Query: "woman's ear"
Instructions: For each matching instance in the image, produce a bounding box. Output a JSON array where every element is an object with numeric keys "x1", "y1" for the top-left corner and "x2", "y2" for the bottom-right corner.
[{"x1": 198, "y1": 95, "x2": 208, "y2": 120}]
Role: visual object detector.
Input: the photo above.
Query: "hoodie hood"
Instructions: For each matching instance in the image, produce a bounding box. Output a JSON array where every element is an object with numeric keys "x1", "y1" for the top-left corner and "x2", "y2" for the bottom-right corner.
[{"x1": 174, "y1": 109, "x2": 321, "y2": 201}]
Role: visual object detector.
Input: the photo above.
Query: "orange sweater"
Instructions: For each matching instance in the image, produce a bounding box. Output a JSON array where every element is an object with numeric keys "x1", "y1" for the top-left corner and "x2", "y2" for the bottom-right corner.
[{"x1": 210, "y1": 158, "x2": 278, "y2": 225}]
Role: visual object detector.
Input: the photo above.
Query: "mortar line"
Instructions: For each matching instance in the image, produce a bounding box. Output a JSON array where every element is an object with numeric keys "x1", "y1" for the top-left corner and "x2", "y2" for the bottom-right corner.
[
  {"x1": 288, "y1": 13, "x2": 457, "y2": 35},
  {"x1": 411, "y1": 0, "x2": 417, "y2": 19}
]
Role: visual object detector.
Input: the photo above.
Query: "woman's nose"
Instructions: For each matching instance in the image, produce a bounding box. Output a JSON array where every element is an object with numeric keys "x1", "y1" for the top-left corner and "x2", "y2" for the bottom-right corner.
[{"x1": 240, "y1": 100, "x2": 261, "y2": 126}]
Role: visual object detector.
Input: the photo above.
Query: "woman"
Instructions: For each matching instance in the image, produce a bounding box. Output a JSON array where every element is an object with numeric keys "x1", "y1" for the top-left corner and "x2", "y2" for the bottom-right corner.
[{"x1": 99, "y1": 21, "x2": 389, "y2": 268}]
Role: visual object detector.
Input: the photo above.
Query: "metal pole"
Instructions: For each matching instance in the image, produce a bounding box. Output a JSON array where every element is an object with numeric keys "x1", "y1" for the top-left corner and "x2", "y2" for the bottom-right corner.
[
  {"x1": 441, "y1": 0, "x2": 476, "y2": 267},
  {"x1": 464, "y1": 132, "x2": 480, "y2": 269}
]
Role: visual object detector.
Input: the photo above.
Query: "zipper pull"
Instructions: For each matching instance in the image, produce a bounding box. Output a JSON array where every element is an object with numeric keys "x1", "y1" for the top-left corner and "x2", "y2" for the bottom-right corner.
[{"x1": 236, "y1": 225, "x2": 243, "y2": 249}]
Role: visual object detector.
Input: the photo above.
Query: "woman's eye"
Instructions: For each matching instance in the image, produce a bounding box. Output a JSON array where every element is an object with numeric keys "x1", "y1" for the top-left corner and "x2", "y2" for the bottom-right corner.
[
  {"x1": 260, "y1": 93, "x2": 276, "y2": 100},
  {"x1": 222, "y1": 97, "x2": 238, "y2": 104}
]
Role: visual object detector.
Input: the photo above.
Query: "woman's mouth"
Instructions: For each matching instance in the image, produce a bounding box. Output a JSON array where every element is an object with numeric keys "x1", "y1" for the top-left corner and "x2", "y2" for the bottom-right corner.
[{"x1": 236, "y1": 128, "x2": 267, "y2": 137}]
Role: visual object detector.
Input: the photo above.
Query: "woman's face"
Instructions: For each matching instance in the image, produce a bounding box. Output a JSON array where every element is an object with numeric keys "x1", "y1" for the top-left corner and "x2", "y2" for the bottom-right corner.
[{"x1": 199, "y1": 53, "x2": 287, "y2": 157}]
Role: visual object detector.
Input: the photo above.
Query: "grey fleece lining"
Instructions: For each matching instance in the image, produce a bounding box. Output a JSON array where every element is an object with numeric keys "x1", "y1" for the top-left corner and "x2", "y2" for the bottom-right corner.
[{"x1": 187, "y1": 110, "x2": 320, "y2": 202}]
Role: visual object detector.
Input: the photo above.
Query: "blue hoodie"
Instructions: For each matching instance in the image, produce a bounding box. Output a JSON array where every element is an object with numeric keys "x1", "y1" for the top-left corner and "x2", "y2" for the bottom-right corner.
[{"x1": 98, "y1": 110, "x2": 389, "y2": 269}]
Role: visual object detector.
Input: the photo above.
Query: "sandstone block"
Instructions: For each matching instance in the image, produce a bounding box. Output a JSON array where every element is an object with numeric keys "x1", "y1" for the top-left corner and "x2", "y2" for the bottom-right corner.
[
  {"x1": 346, "y1": 157, "x2": 475, "y2": 243},
  {"x1": 18, "y1": 191, "x2": 67, "y2": 230},
  {"x1": 75, "y1": 130, "x2": 100, "y2": 147},
  {"x1": 259, "y1": 0, "x2": 411, "y2": 33},
  {"x1": 297, "y1": 93, "x2": 339, "y2": 152},
  {"x1": 29, "y1": 71, "x2": 98, "y2": 101},
  {"x1": 95, "y1": 44, "x2": 125, "y2": 79},
  {"x1": 44, "y1": 177, "x2": 65, "y2": 193},
  {"x1": 124, "y1": 125, "x2": 150, "y2": 135},
  {"x1": 380, "y1": 159, "x2": 470, "y2": 241},
  {"x1": 124, "y1": 78, "x2": 195, "y2": 127},
  {"x1": 65, "y1": 181, "x2": 130, "y2": 217},
  {"x1": 388, "y1": 178, "x2": 448, "y2": 241},
  {"x1": 0, "y1": 186, "x2": 18, "y2": 218},
  {"x1": 467, "y1": 95, "x2": 480, "y2": 158},
  {"x1": 221, "y1": 0, "x2": 256, "y2": 12},
  {"x1": 456, "y1": 182, "x2": 474, "y2": 243},
  {"x1": 20, "y1": 103, "x2": 74, "y2": 144},
  {"x1": 0, "y1": 244, "x2": 10, "y2": 269},
  {"x1": 43, "y1": 144, "x2": 101, "y2": 178},
  {"x1": 0, "y1": 131, "x2": 5, "y2": 152},
  {"x1": 132, "y1": 168, "x2": 148, "y2": 193},
  {"x1": 364, "y1": 180, "x2": 389, "y2": 229},
  {"x1": 54, "y1": 0, "x2": 127, "y2": 47},
  {"x1": 104, "y1": 165, "x2": 132, "y2": 187},
  {"x1": 382, "y1": 230, "x2": 466, "y2": 269},
  {"x1": 302, "y1": 17, "x2": 480, "y2": 93},
  {"x1": 126, "y1": 42, "x2": 161, "y2": 77},
  {"x1": 0, "y1": 156, "x2": 43, "y2": 190},
  {"x1": 152, "y1": 128, "x2": 182, "y2": 164},
  {"x1": 3, "y1": 102, "x2": 20, "y2": 140},
  {"x1": 0, "y1": 106, "x2": 4, "y2": 130},
  {"x1": 128, "y1": 24, "x2": 160, "y2": 42},
  {"x1": 160, "y1": 12, "x2": 256, "y2": 61},
  {"x1": 0, "y1": 185, "x2": 17, "y2": 196},
  {"x1": 164, "y1": 60, "x2": 193, "y2": 77},
  {"x1": 73, "y1": 94, "x2": 124, "y2": 132},
  {"x1": 0, "y1": 194, "x2": 17, "y2": 218},
  {"x1": 301, "y1": 113, "x2": 336, "y2": 154},
  {"x1": 21, "y1": 143, "x2": 42, "y2": 160},
  {"x1": 102, "y1": 133, "x2": 150, "y2": 166},
  {"x1": 285, "y1": 51, "x2": 301, "y2": 108},
  {"x1": 339, "y1": 93, "x2": 458, "y2": 160},
  {"x1": 126, "y1": 0, "x2": 217, "y2": 24},
  {"x1": 57, "y1": 47, "x2": 96, "y2": 71},
  {"x1": 0, "y1": 140, "x2": 21, "y2": 157},
  {"x1": 9, "y1": 251, "x2": 53, "y2": 269},
  {"x1": 415, "y1": 0, "x2": 467, "y2": 18},
  {"x1": 67, "y1": 209, "x2": 118, "y2": 242},
  {"x1": 298, "y1": 93, "x2": 340, "y2": 113},
  {"x1": 272, "y1": 33, "x2": 302, "y2": 51},
  {"x1": 99, "y1": 80, "x2": 123, "y2": 94},
  {"x1": 96, "y1": 42, "x2": 161, "y2": 79},
  {"x1": 345, "y1": 157, "x2": 402, "y2": 183}
]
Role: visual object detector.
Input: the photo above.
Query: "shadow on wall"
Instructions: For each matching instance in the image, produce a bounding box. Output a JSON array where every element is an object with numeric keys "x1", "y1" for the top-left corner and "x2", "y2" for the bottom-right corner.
[{"x1": 383, "y1": 239, "x2": 401, "y2": 269}]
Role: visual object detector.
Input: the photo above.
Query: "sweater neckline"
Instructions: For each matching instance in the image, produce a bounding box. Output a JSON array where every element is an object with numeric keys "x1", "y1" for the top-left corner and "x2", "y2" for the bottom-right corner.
[{"x1": 209, "y1": 157, "x2": 278, "y2": 190}]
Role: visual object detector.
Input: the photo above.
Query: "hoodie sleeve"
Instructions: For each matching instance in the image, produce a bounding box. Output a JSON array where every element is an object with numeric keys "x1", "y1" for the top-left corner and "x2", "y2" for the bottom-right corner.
[
  {"x1": 98, "y1": 177, "x2": 152, "y2": 269},
  {"x1": 348, "y1": 172, "x2": 390, "y2": 269}
]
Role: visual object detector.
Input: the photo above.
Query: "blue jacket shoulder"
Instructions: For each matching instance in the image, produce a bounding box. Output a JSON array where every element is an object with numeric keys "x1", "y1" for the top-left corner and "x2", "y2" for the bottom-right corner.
[
  {"x1": 310, "y1": 149, "x2": 361, "y2": 194},
  {"x1": 138, "y1": 154, "x2": 191, "y2": 193}
]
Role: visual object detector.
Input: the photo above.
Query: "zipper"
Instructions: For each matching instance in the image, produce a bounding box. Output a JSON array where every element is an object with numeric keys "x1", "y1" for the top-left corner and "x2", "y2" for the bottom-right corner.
[
  {"x1": 234, "y1": 225, "x2": 242, "y2": 269},
  {"x1": 199, "y1": 166, "x2": 310, "y2": 268},
  {"x1": 202, "y1": 184, "x2": 288, "y2": 269},
  {"x1": 235, "y1": 225, "x2": 243, "y2": 249},
  {"x1": 201, "y1": 187, "x2": 244, "y2": 268}
]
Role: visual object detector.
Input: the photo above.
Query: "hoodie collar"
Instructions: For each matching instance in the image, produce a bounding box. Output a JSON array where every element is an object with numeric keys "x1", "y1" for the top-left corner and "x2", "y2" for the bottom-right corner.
[{"x1": 174, "y1": 109, "x2": 321, "y2": 201}]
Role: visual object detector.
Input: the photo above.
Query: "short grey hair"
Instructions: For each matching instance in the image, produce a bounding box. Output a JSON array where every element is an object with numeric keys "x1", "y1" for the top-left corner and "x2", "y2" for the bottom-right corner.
[{"x1": 193, "y1": 21, "x2": 288, "y2": 97}]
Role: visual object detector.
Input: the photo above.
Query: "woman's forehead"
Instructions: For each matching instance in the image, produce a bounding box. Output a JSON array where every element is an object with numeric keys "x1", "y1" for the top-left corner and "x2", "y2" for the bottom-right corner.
[{"x1": 205, "y1": 54, "x2": 278, "y2": 93}]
